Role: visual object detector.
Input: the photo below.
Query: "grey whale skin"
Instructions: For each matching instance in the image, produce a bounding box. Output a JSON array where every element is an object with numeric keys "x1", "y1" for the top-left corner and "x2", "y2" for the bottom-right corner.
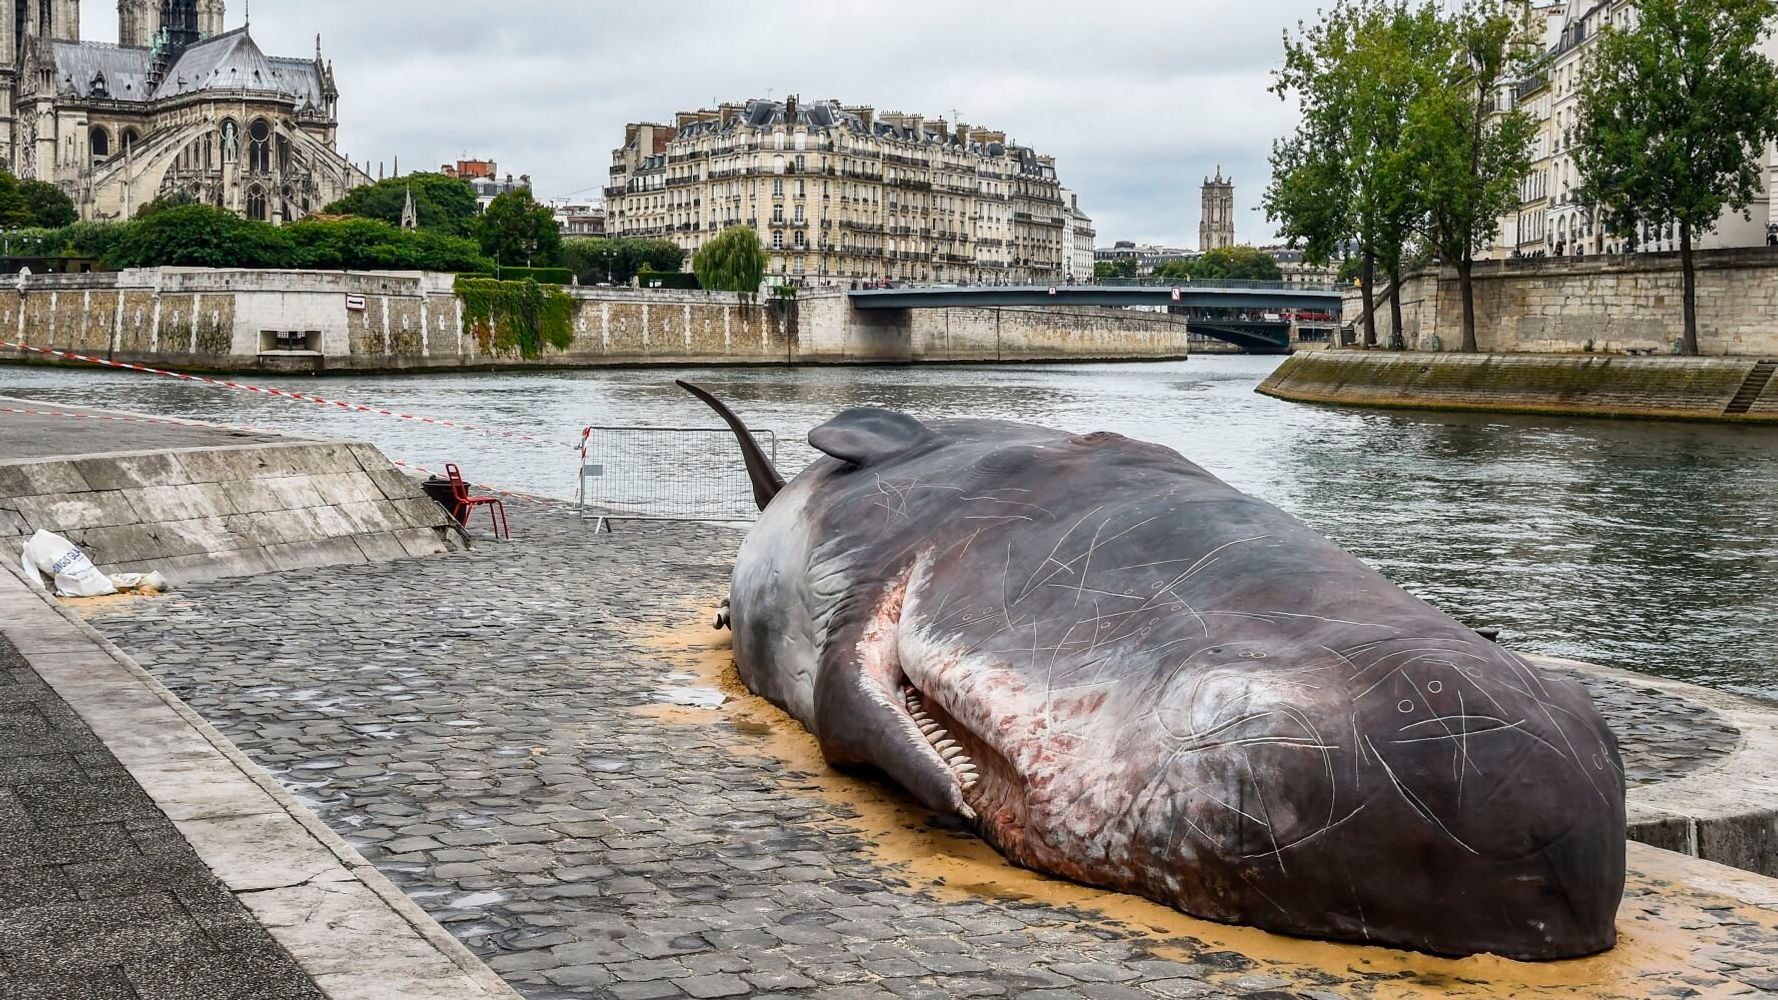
[{"x1": 683, "y1": 382, "x2": 1625, "y2": 961}]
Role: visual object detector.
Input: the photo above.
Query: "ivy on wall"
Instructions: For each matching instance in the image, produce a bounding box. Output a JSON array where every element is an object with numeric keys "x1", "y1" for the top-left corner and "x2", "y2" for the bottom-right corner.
[{"x1": 455, "y1": 276, "x2": 575, "y2": 359}]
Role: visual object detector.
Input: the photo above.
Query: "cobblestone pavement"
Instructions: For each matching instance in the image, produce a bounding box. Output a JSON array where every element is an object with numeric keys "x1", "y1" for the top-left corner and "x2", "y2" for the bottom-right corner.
[
  {"x1": 0, "y1": 635, "x2": 322, "y2": 1000},
  {"x1": 1540, "y1": 664, "x2": 1741, "y2": 785},
  {"x1": 83, "y1": 501, "x2": 1778, "y2": 999}
]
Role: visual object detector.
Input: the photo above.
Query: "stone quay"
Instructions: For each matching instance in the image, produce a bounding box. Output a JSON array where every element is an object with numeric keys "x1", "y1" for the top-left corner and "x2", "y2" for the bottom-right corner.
[{"x1": 5, "y1": 407, "x2": 1778, "y2": 998}]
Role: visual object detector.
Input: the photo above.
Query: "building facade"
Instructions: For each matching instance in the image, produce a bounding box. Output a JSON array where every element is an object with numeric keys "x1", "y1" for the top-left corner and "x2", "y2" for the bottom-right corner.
[
  {"x1": 1495, "y1": 0, "x2": 1778, "y2": 259},
  {"x1": 605, "y1": 96, "x2": 1082, "y2": 286},
  {"x1": 1094, "y1": 240, "x2": 1196, "y2": 277},
  {"x1": 1, "y1": 0, "x2": 370, "y2": 222},
  {"x1": 1060, "y1": 188, "x2": 1094, "y2": 281},
  {"x1": 442, "y1": 159, "x2": 532, "y2": 211},
  {"x1": 1199, "y1": 167, "x2": 1235, "y2": 251}
]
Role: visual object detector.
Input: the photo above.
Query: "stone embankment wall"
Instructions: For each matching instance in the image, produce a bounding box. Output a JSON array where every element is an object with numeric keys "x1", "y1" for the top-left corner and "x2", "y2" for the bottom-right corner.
[
  {"x1": 0, "y1": 268, "x2": 1188, "y2": 372},
  {"x1": 1343, "y1": 247, "x2": 1778, "y2": 356},
  {"x1": 1259, "y1": 351, "x2": 1778, "y2": 422},
  {"x1": 0, "y1": 438, "x2": 465, "y2": 582}
]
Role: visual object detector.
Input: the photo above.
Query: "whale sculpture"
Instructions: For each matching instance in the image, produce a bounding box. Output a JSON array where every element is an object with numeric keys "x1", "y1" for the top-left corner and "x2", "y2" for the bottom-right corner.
[{"x1": 680, "y1": 381, "x2": 1625, "y2": 961}]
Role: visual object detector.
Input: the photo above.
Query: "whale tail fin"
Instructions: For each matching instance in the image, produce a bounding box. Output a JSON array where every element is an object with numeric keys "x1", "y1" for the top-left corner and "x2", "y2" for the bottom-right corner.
[{"x1": 677, "y1": 380, "x2": 785, "y2": 510}]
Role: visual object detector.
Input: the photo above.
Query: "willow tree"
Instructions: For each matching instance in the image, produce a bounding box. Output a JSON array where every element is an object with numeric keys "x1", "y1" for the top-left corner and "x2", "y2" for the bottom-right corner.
[
  {"x1": 694, "y1": 226, "x2": 768, "y2": 293},
  {"x1": 1574, "y1": 0, "x2": 1778, "y2": 356},
  {"x1": 1405, "y1": 0, "x2": 1538, "y2": 352}
]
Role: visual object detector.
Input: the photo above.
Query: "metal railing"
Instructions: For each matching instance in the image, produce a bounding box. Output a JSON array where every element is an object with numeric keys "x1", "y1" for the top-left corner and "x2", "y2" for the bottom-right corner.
[{"x1": 576, "y1": 426, "x2": 779, "y2": 528}]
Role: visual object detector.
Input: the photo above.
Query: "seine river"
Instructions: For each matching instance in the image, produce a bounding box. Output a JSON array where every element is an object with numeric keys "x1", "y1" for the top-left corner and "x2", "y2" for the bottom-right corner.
[{"x1": 4, "y1": 355, "x2": 1775, "y2": 699}]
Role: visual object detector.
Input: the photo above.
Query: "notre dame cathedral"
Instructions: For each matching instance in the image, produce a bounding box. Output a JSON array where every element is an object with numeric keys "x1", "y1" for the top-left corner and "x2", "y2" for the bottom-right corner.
[{"x1": 0, "y1": 0, "x2": 369, "y2": 222}]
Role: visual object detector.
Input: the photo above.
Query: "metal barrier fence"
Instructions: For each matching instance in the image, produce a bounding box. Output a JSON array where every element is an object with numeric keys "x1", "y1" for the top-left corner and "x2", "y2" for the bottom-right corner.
[{"x1": 576, "y1": 426, "x2": 778, "y2": 527}]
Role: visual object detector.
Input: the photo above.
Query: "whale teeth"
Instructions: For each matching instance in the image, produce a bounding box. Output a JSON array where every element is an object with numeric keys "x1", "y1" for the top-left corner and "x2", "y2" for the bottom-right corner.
[
  {"x1": 941, "y1": 748, "x2": 966, "y2": 762},
  {"x1": 933, "y1": 739, "x2": 958, "y2": 752}
]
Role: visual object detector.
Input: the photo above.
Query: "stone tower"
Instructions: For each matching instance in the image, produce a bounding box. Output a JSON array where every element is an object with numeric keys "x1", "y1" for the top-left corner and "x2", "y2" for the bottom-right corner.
[
  {"x1": 119, "y1": 0, "x2": 224, "y2": 48},
  {"x1": 1199, "y1": 166, "x2": 1235, "y2": 251}
]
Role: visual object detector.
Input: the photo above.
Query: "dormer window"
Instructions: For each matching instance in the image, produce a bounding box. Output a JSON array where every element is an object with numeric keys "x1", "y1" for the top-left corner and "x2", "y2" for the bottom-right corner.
[{"x1": 89, "y1": 72, "x2": 108, "y2": 98}]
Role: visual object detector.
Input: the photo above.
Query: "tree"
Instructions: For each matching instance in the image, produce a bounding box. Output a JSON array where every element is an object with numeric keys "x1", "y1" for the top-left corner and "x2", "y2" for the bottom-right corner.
[
  {"x1": 475, "y1": 187, "x2": 562, "y2": 267},
  {"x1": 1268, "y1": 1, "x2": 1441, "y2": 349},
  {"x1": 324, "y1": 172, "x2": 481, "y2": 236},
  {"x1": 1152, "y1": 258, "x2": 1194, "y2": 281},
  {"x1": 104, "y1": 205, "x2": 299, "y2": 269},
  {"x1": 564, "y1": 237, "x2": 685, "y2": 285},
  {"x1": 0, "y1": 172, "x2": 37, "y2": 227},
  {"x1": 287, "y1": 217, "x2": 494, "y2": 272},
  {"x1": 693, "y1": 226, "x2": 767, "y2": 292},
  {"x1": 19, "y1": 180, "x2": 76, "y2": 228},
  {"x1": 1574, "y1": 0, "x2": 1778, "y2": 356},
  {"x1": 135, "y1": 190, "x2": 200, "y2": 218},
  {"x1": 1405, "y1": 0, "x2": 1539, "y2": 351},
  {"x1": 1093, "y1": 256, "x2": 1136, "y2": 279},
  {"x1": 1191, "y1": 245, "x2": 1285, "y2": 282}
]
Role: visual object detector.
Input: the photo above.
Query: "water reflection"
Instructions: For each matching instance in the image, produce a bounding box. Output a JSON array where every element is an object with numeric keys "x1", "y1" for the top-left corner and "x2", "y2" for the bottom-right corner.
[{"x1": 3, "y1": 356, "x2": 1775, "y2": 698}]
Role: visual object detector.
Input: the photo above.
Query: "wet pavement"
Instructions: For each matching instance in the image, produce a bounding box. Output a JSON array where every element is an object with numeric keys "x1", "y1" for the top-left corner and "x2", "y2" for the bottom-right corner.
[{"x1": 78, "y1": 501, "x2": 1778, "y2": 999}]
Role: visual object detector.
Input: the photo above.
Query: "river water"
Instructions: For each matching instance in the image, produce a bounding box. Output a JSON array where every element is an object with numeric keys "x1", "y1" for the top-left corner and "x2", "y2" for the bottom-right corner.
[{"x1": 3, "y1": 355, "x2": 1775, "y2": 699}]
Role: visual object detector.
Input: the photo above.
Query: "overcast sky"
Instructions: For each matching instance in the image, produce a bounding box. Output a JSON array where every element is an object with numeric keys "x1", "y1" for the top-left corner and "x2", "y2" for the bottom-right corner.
[{"x1": 80, "y1": 1, "x2": 1308, "y2": 247}]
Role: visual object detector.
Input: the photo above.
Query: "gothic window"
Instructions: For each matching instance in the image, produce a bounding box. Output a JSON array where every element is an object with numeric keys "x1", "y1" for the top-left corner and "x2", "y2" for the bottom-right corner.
[
  {"x1": 219, "y1": 119, "x2": 239, "y2": 162},
  {"x1": 248, "y1": 118, "x2": 271, "y2": 174},
  {"x1": 89, "y1": 127, "x2": 109, "y2": 160},
  {"x1": 247, "y1": 185, "x2": 267, "y2": 221},
  {"x1": 122, "y1": 128, "x2": 138, "y2": 153},
  {"x1": 276, "y1": 135, "x2": 290, "y2": 172}
]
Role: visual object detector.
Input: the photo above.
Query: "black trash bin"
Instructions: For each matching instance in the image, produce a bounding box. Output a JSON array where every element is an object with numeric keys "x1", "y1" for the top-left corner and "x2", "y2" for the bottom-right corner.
[{"x1": 420, "y1": 476, "x2": 466, "y2": 525}]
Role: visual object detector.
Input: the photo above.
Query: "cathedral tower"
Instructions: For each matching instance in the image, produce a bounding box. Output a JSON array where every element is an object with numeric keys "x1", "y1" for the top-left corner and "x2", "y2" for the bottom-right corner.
[
  {"x1": 118, "y1": 0, "x2": 223, "y2": 49},
  {"x1": 1199, "y1": 166, "x2": 1236, "y2": 252}
]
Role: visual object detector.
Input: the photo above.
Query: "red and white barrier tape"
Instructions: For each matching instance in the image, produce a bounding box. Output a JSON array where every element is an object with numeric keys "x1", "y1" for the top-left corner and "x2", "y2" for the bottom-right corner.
[
  {"x1": 0, "y1": 340, "x2": 580, "y2": 451},
  {"x1": 0, "y1": 404, "x2": 581, "y2": 515}
]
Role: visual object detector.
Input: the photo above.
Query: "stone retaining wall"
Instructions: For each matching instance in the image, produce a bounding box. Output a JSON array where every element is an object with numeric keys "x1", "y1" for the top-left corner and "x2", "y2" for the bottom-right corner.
[
  {"x1": 0, "y1": 439, "x2": 466, "y2": 582},
  {"x1": 1259, "y1": 351, "x2": 1778, "y2": 422},
  {"x1": 0, "y1": 268, "x2": 1187, "y2": 372},
  {"x1": 1344, "y1": 247, "x2": 1778, "y2": 355}
]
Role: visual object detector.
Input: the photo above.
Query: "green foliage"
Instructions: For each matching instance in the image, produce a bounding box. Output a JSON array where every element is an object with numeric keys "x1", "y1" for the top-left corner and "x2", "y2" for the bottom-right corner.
[
  {"x1": 1093, "y1": 257, "x2": 1137, "y2": 279},
  {"x1": 495, "y1": 265, "x2": 573, "y2": 284},
  {"x1": 1574, "y1": 0, "x2": 1778, "y2": 355},
  {"x1": 692, "y1": 226, "x2": 767, "y2": 292},
  {"x1": 476, "y1": 187, "x2": 563, "y2": 267},
  {"x1": 19, "y1": 180, "x2": 76, "y2": 228},
  {"x1": 455, "y1": 276, "x2": 576, "y2": 359},
  {"x1": 0, "y1": 170, "x2": 80, "y2": 229},
  {"x1": 563, "y1": 237, "x2": 685, "y2": 285},
  {"x1": 135, "y1": 191, "x2": 200, "y2": 218},
  {"x1": 638, "y1": 268, "x2": 700, "y2": 289},
  {"x1": 1194, "y1": 246, "x2": 1285, "y2": 282},
  {"x1": 1268, "y1": 0, "x2": 1447, "y2": 345},
  {"x1": 1152, "y1": 259, "x2": 1194, "y2": 281},
  {"x1": 324, "y1": 172, "x2": 481, "y2": 236},
  {"x1": 1336, "y1": 256, "x2": 1364, "y2": 284},
  {"x1": 104, "y1": 205, "x2": 300, "y2": 269},
  {"x1": 286, "y1": 217, "x2": 493, "y2": 272},
  {"x1": 1403, "y1": 0, "x2": 1540, "y2": 351}
]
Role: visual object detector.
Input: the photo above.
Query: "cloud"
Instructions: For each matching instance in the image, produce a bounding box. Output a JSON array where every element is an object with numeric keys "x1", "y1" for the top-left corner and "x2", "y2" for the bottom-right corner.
[{"x1": 79, "y1": 0, "x2": 1306, "y2": 247}]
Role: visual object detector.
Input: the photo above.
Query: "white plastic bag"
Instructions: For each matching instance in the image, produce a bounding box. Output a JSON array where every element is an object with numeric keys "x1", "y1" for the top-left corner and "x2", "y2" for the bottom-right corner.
[{"x1": 20, "y1": 530, "x2": 118, "y2": 597}]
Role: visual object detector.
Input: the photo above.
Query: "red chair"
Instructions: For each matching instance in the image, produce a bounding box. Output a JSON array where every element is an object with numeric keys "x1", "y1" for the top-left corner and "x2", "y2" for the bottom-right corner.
[{"x1": 445, "y1": 464, "x2": 509, "y2": 539}]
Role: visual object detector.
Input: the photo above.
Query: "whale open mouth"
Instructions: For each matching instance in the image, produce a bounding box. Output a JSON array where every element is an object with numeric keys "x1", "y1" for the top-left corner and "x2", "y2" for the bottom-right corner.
[{"x1": 902, "y1": 684, "x2": 980, "y2": 795}]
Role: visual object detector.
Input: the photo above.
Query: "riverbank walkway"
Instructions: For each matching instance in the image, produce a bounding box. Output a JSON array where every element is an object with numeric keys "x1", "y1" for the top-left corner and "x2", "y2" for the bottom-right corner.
[
  {"x1": 60, "y1": 494, "x2": 1778, "y2": 999},
  {"x1": 0, "y1": 404, "x2": 517, "y2": 999}
]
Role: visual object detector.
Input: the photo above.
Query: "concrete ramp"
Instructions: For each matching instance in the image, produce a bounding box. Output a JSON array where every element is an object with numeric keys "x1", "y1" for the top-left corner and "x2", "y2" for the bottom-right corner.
[{"x1": 0, "y1": 399, "x2": 465, "y2": 582}]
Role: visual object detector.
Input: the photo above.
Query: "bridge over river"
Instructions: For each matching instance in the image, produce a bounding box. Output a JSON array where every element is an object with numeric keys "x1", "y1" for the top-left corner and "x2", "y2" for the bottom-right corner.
[{"x1": 848, "y1": 280, "x2": 1345, "y2": 353}]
